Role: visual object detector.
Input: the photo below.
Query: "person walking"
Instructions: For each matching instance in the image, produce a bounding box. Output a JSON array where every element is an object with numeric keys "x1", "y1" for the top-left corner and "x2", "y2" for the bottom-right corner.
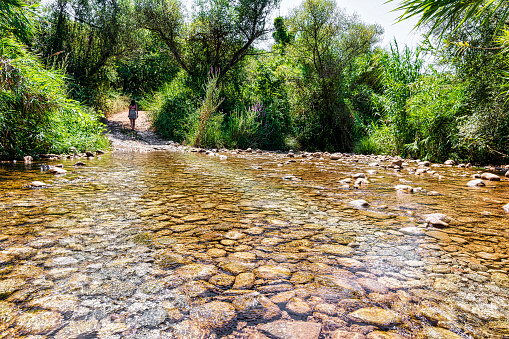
[{"x1": 128, "y1": 100, "x2": 138, "y2": 131}]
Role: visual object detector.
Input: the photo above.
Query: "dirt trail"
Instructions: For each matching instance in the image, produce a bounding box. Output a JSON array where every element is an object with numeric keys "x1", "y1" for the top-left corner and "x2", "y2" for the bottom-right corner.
[{"x1": 104, "y1": 110, "x2": 175, "y2": 151}]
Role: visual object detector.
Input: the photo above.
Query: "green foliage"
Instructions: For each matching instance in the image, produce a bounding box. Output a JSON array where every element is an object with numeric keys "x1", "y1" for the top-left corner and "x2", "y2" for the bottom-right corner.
[
  {"x1": 149, "y1": 71, "x2": 197, "y2": 142},
  {"x1": 0, "y1": 50, "x2": 107, "y2": 156},
  {"x1": 286, "y1": 0, "x2": 383, "y2": 151},
  {"x1": 0, "y1": 0, "x2": 37, "y2": 43},
  {"x1": 194, "y1": 69, "x2": 224, "y2": 147},
  {"x1": 373, "y1": 42, "x2": 423, "y2": 154},
  {"x1": 405, "y1": 73, "x2": 466, "y2": 161},
  {"x1": 225, "y1": 105, "x2": 260, "y2": 149}
]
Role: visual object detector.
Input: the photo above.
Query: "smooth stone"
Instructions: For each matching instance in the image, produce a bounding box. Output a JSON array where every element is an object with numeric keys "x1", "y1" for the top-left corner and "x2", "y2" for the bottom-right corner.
[
  {"x1": 54, "y1": 319, "x2": 98, "y2": 339},
  {"x1": 229, "y1": 251, "x2": 257, "y2": 261},
  {"x1": 492, "y1": 273, "x2": 509, "y2": 288},
  {"x1": 467, "y1": 179, "x2": 485, "y2": 187},
  {"x1": 394, "y1": 185, "x2": 413, "y2": 193},
  {"x1": 503, "y1": 204, "x2": 509, "y2": 213},
  {"x1": 209, "y1": 274, "x2": 235, "y2": 287},
  {"x1": 0, "y1": 278, "x2": 26, "y2": 298},
  {"x1": 425, "y1": 230, "x2": 451, "y2": 242},
  {"x1": 225, "y1": 230, "x2": 245, "y2": 240},
  {"x1": 0, "y1": 301, "x2": 17, "y2": 323},
  {"x1": 175, "y1": 280, "x2": 214, "y2": 298},
  {"x1": 189, "y1": 301, "x2": 236, "y2": 330},
  {"x1": 44, "y1": 256, "x2": 79, "y2": 267},
  {"x1": 216, "y1": 204, "x2": 240, "y2": 212},
  {"x1": 318, "y1": 244, "x2": 355, "y2": 256},
  {"x1": 206, "y1": 248, "x2": 227, "y2": 258},
  {"x1": 139, "y1": 307, "x2": 168, "y2": 327},
  {"x1": 356, "y1": 278, "x2": 388, "y2": 294},
  {"x1": 245, "y1": 227, "x2": 264, "y2": 235},
  {"x1": 350, "y1": 200, "x2": 369, "y2": 208},
  {"x1": 481, "y1": 172, "x2": 501, "y2": 181},
  {"x1": 336, "y1": 258, "x2": 365, "y2": 269},
  {"x1": 424, "y1": 213, "x2": 456, "y2": 227},
  {"x1": 172, "y1": 320, "x2": 210, "y2": 339},
  {"x1": 222, "y1": 261, "x2": 256, "y2": 275},
  {"x1": 233, "y1": 293, "x2": 281, "y2": 321},
  {"x1": 254, "y1": 265, "x2": 292, "y2": 280},
  {"x1": 182, "y1": 214, "x2": 207, "y2": 222},
  {"x1": 233, "y1": 272, "x2": 255, "y2": 289},
  {"x1": 422, "y1": 327, "x2": 464, "y2": 339},
  {"x1": 49, "y1": 167, "x2": 67, "y2": 174},
  {"x1": 16, "y1": 310, "x2": 63, "y2": 334},
  {"x1": 315, "y1": 275, "x2": 365, "y2": 296},
  {"x1": 28, "y1": 294, "x2": 79, "y2": 313},
  {"x1": 30, "y1": 181, "x2": 48, "y2": 187},
  {"x1": 157, "y1": 252, "x2": 192, "y2": 268},
  {"x1": 366, "y1": 331, "x2": 406, "y2": 339},
  {"x1": 330, "y1": 330, "x2": 365, "y2": 339},
  {"x1": 444, "y1": 160, "x2": 455, "y2": 165},
  {"x1": 174, "y1": 264, "x2": 218, "y2": 281},
  {"x1": 258, "y1": 321, "x2": 321, "y2": 339},
  {"x1": 399, "y1": 227, "x2": 425, "y2": 236},
  {"x1": 3, "y1": 246, "x2": 36, "y2": 259},
  {"x1": 285, "y1": 297, "x2": 312, "y2": 316},
  {"x1": 348, "y1": 307, "x2": 402, "y2": 326},
  {"x1": 270, "y1": 291, "x2": 296, "y2": 304},
  {"x1": 0, "y1": 253, "x2": 13, "y2": 264},
  {"x1": 314, "y1": 303, "x2": 338, "y2": 316}
]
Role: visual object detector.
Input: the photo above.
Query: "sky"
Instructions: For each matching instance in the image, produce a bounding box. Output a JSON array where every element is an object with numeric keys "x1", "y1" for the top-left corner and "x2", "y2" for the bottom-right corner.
[{"x1": 275, "y1": 0, "x2": 422, "y2": 49}]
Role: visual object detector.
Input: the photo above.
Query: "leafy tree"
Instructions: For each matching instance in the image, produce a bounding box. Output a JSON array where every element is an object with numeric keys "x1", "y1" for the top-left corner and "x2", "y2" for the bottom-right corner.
[
  {"x1": 286, "y1": 0, "x2": 382, "y2": 151},
  {"x1": 135, "y1": 0, "x2": 280, "y2": 79}
]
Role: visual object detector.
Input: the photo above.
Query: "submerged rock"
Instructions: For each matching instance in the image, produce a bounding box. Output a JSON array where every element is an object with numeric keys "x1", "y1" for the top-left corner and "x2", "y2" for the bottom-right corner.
[
  {"x1": 350, "y1": 200, "x2": 369, "y2": 208},
  {"x1": 189, "y1": 301, "x2": 236, "y2": 330},
  {"x1": 258, "y1": 321, "x2": 322, "y2": 339},
  {"x1": 424, "y1": 213, "x2": 456, "y2": 227},
  {"x1": 481, "y1": 172, "x2": 501, "y2": 181},
  {"x1": 348, "y1": 307, "x2": 402, "y2": 327},
  {"x1": 467, "y1": 179, "x2": 485, "y2": 187}
]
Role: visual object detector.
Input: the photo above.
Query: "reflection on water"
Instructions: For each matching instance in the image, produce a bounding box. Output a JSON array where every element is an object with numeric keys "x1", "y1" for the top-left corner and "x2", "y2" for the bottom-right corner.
[{"x1": 0, "y1": 151, "x2": 508, "y2": 338}]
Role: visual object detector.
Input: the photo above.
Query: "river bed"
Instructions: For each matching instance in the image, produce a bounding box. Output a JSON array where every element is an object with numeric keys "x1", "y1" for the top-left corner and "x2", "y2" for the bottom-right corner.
[{"x1": 0, "y1": 149, "x2": 508, "y2": 338}]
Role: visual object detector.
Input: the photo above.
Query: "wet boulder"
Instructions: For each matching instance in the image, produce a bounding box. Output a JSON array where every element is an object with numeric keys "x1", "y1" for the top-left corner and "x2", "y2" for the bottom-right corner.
[
  {"x1": 424, "y1": 213, "x2": 457, "y2": 227},
  {"x1": 444, "y1": 160, "x2": 456, "y2": 166},
  {"x1": 467, "y1": 179, "x2": 485, "y2": 187},
  {"x1": 232, "y1": 292, "x2": 281, "y2": 321},
  {"x1": 504, "y1": 204, "x2": 509, "y2": 213},
  {"x1": 395, "y1": 185, "x2": 413, "y2": 193},
  {"x1": 349, "y1": 200, "x2": 369, "y2": 208},
  {"x1": 189, "y1": 301, "x2": 236, "y2": 330},
  {"x1": 481, "y1": 172, "x2": 501, "y2": 181},
  {"x1": 347, "y1": 307, "x2": 402, "y2": 327},
  {"x1": 258, "y1": 321, "x2": 322, "y2": 339}
]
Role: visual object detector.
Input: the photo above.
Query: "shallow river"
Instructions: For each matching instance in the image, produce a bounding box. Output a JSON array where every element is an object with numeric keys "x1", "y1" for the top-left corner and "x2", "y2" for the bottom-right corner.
[{"x1": 0, "y1": 150, "x2": 508, "y2": 339}]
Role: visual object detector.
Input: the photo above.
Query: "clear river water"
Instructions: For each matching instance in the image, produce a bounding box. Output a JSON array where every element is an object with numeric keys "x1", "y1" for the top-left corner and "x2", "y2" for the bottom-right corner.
[{"x1": 0, "y1": 150, "x2": 508, "y2": 338}]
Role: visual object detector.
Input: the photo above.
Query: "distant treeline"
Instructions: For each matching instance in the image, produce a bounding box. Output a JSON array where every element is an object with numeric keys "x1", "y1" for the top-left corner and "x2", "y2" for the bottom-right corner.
[{"x1": 3, "y1": 0, "x2": 509, "y2": 163}]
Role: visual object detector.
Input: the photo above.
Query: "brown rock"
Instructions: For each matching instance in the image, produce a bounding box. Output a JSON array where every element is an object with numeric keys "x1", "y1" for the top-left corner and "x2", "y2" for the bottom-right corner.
[
  {"x1": 348, "y1": 307, "x2": 402, "y2": 327},
  {"x1": 421, "y1": 327, "x2": 464, "y2": 339},
  {"x1": 254, "y1": 265, "x2": 292, "y2": 280},
  {"x1": 189, "y1": 301, "x2": 236, "y2": 330},
  {"x1": 16, "y1": 310, "x2": 63, "y2": 334},
  {"x1": 172, "y1": 320, "x2": 210, "y2": 339},
  {"x1": 285, "y1": 297, "x2": 312, "y2": 316},
  {"x1": 234, "y1": 273, "x2": 255, "y2": 289},
  {"x1": 210, "y1": 274, "x2": 236, "y2": 287},
  {"x1": 366, "y1": 331, "x2": 406, "y2": 339},
  {"x1": 270, "y1": 291, "x2": 296, "y2": 304},
  {"x1": 394, "y1": 185, "x2": 413, "y2": 193},
  {"x1": 258, "y1": 321, "x2": 322, "y2": 339},
  {"x1": 290, "y1": 272, "x2": 315, "y2": 284},
  {"x1": 315, "y1": 275, "x2": 365, "y2": 296},
  {"x1": 174, "y1": 264, "x2": 218, "y2": 281},
  {"x1": 233, "y1": 293, "x2": 281, "y2": 321},
  {"x1": 481, "y1": 172, "x2": 501, "y2": 181},
  {"x1": 356, "y1": 278, "x2": 388, "y2": 294},
  {"x1": 467, "y1": 179, "x2": 485, "y2": 187},
  {"x1": 330, "y1": 330, "x2": 366, "y2": 339},
  {"x1": 54, "y1": 319, "x2": 98, "y2": 339},
  {"x1": 28, "y1": 294, "x2": 79, "y2": 313}
]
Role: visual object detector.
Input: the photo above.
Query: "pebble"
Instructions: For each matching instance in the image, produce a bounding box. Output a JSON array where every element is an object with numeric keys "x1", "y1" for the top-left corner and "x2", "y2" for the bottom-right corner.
[
  {"x1": 258, "y1": 321, "x2": 322, "y2": 339},
  {"x1": 347, "y1": 307, "x2": 402, "y2": 326},
  {"x1": 467, "y1": 179, "x2": 485, "y2": 187}
]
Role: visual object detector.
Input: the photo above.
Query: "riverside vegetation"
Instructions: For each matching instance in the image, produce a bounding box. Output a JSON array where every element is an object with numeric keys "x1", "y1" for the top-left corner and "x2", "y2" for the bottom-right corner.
[
  {"x1": 3, "y1": 0, "x2": 509, "y2": 163},
  {"x1": 2, "y1": 0, "x2": 509, "y2": 338}
]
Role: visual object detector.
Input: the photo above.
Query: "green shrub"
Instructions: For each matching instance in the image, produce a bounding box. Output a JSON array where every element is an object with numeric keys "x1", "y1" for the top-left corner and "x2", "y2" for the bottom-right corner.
[
  {"x1": 0, "y1": 47, "x2": 107, "y2": 156},
  {"x1": 405, "y1": 73, "x2": 465, "y2": 161},
  {"x1": 225, "y1": 104, "x2": 261, "y2": 149},
  {"x1": 149, "y1": 71, "x2": 197, "y2": 143}
]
